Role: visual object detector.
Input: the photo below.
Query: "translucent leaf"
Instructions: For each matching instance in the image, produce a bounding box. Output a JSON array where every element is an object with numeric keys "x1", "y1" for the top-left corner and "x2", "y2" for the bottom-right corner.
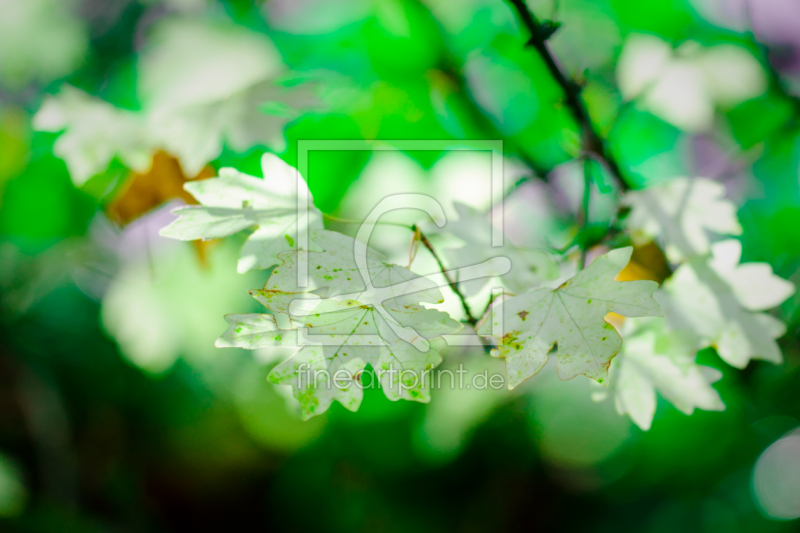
[
  {"x1": 148, "y1": 80, "x2": 320, "y2": 176},
  {"x1": 32, "y1": 87, "x2": 154, "y2": 186},
  {"x1": 160, "y1": 153, "x2": 324, "y2": 273},
  {"x1": 216, "y1": 230, "x2": 462, "y2": 419},
  {"x1": 622, "y1": 177, "x2": 742, "y2": 260},
  {"x1": 593, "y1": 318, "x2": 724, "y2": 431},
  {"x1": 0, "y1": 0, "x2": 87, "y2": 89},
  {"x1": 139, "y1": 18, "x2": 321, "y2": 175},
  {"x1": 429, "y1": 202, "x2": 558, "y2": 295},
  {"x1": 477, "y1": 247, "x2": 662, "y2": 388},
  {"x1": 101, "y1": 239, "x2": 259, "y2": 375},
  {"x1": 707, "y1": 240, "x2": 796, "y2": 311},
  {"x1": 138, "y1": 18, "x2": 283, "y2": 110},
  {"x1": 35, "y1": 20, "x2": 321, "y2": 184},
  {"x1": 617, "y1": 35, "x2": 766, "y2": 131},
  {"x1": 657, "y1": 240, "x2": 795, "y2": 368}
]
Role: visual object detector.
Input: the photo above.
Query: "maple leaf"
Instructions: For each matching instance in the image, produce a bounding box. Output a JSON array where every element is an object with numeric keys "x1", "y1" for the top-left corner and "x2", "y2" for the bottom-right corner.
[
  {"x1": 617, "y1": 34, "x2": 766, "y2": 131},
  {"x1": 656, "y1": 239, "x2": 795, "y2": 368},
  {"x1": 218, "y1": 299, "x2": 455, "y2": 419},
  {"x1": 101, "y1": 241, "x2": 259, "y2": 375},
  {"x1": 622, "y1": 177, "x2": 742, "y2": 260},
  {"x1": 0, "y1": 0, "x2": 87, "y2": 89},
  {"x1": 216, "y1": 231, "x2": 462, "y2": 419},
  {"x1": 149, "y1": 80, "x2": 321, "y2": 177},
  {"x1": 35, "y1": 20, "x2": 320, "y2": 186},
  {"x1": 428, "y1": 202, "x2": 558, "y2": 295},
  {"x1": 139, "y1": 18, "x2": 321, "y2": 175},
  {"x1": 477, "y1": 247, "x2": 662, "y2": 388},
  {"x1": 32, "y1": 86, "x2": 154, "y2": 186},
  {"x1": 160, "y1": 153, "x2": 324, "y2": 273},
  {"x1": 593, "y1": 318, "x2": 724, "y2": 430},
  {"x1": 249, "y1": 229, "x2": 465, "y2": 345}
]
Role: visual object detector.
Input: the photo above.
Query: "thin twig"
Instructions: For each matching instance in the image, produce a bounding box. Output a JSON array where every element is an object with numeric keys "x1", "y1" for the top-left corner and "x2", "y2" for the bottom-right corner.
[
  {"x1": 407, "y1": 226, "x2": 422, "y2": 268},
  {"x1": 412, "y1": 225, "x2": 479, "y2": 327},
  {"x1": 322, "y1": 213, "x2": 413, "y2": 229},
  {"x1": 506, "y1": 0, "x2": 630, "y2": 192},
  {"x1": 579, "y1": 157, "x2": 592, "y2": 270}
]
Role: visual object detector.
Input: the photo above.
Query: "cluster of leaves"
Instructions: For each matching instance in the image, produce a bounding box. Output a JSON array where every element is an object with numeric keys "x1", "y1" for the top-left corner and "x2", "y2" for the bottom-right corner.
[
  {"x1": 599, "y1": 179, "x2": 795, "y2": 429},
  {"x1": 30, "y1": 0, "x2": 796, "y2": 432},
  {"x1": 159, "y1": 152, "x2": 795, "y2": 428},
  {"x1": 31, "y1": 18, "x2": 322, "y2": 186}
]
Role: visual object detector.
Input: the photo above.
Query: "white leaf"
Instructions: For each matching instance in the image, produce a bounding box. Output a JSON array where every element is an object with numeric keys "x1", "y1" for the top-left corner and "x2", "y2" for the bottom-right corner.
[
  {"x1": 622, "y1": 177, "x2": 742, "y2": 260},
  {"x1": 477, "y1": 247, "x2": 662, "y2": 388},
  {"x1": 0, "y1": 0, "x2": 87, "y2": 88},
  {"x1": 657, "y1": 240, "x2": 795, "y2": 368},
  {"x1": 431, "y1": 202, "x2": 558, "y2": 295},
  {"x1": 217, "y1": 231, "x2": 462, "y2": 419},
  {"x1": 32, "y1": 87, "x2": 154, "y2": 186},
  {"x1": 147, "y1": 80, "x2": 320, "y2": 176},
  {"x1": 594, "y1": 319, "x2": 724, "y2": 431},
  {"x1": 707, "y1": 240, "x2": 796, "y2": 311},
  {"x1": 140, "y1": 18, "x2": 320, "y2": 175},
  {"x1": 617, "y1": 35, "x2": 766, "y2": 131},
  {"x1": 34, "y1": 19, "x2": 322, "y2": 185},
  {"x1": 138, "y1": 18, "x2": 283, "y2": 110},
  {"x1": 160, "y1": 154, "x2": 324, "y2": 272}
]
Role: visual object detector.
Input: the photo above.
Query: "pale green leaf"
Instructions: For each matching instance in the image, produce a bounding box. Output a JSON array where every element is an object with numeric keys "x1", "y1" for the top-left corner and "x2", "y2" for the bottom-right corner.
[
  {"x1": 32, "y1": 87, "x2": 154, "y2": 186},
  {"x1": 477, "y1": 247, "x2": 662, "y2": 388},
  {"x1": 147, "y1": 80, "x2": 320, "y2": 175},
  {"x1": 656, "y1": 240, "x2": 795, "y2": 368},
  {"x1": 622, "y1": 177, "x2": 742, "y2": 260},
  {"x1": 160, "y1": 153, "x2": 324, "y2": 272},
  {"x1": 593, "y1": 318, "x2": 724, "y2": 431},
  {"x1": 707, "y1": 240, "x2": 796, "y2": 311},
  {"x1": 101, "y1": 240, "x2": 260, "y2": 375},
  {"x1": 138, "y1": 18, "x2": 283, "y2": 110},
  {"x1": 0, "y1": 0, "x2": 87, "y2": 89},
  {"x1": 430, "y1": 202, "x2": 558, "y2": 295},
  {"x1": 617, "y1": 35, "x2": 766, "y2": 131},
  {"x1": 139, "y1": 18, "x2": 320, "y2": 175},
  {"x1": 217, "y1": 230, "x2": 461, "y2": 419}
]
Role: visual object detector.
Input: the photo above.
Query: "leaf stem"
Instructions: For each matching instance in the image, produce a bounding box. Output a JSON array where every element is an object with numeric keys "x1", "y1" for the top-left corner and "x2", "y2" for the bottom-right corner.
[
  {"x1": 322, "y1": 213, "x2": 413, "y2": 229},
  {"x1": 506, "y1": 0, "x2": 630, "y2": 192},
  {"x1": 412, "y1": 225, "x2": 479, "y2": 328}
]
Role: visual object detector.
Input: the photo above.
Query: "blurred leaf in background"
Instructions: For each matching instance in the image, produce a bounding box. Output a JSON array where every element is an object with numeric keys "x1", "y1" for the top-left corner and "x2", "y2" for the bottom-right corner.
[{"x1": 0, "y1": 0, "x2": 800, "y2": 531}]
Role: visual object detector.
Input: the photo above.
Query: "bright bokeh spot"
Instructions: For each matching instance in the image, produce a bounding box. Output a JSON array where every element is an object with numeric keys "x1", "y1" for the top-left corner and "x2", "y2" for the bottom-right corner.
[{"x1": 752, "y1": 430, "x2": 800, "y2": 520}]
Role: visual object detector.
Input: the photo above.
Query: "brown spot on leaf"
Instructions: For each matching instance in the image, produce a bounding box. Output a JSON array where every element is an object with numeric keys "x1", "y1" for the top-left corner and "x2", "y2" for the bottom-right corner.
[{"x1": 500, "y1": 330, "x2": 524, "y2": 351}]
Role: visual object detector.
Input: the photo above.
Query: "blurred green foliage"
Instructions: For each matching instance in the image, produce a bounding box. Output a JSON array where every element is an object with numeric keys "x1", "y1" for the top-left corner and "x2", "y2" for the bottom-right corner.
[{"x1": 1, "y1": 0, "x2": 800, "y2": 532}]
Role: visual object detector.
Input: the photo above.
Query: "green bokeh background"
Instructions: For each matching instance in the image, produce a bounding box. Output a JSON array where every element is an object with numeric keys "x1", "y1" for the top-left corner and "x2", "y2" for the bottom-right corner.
[{"x1": 1, "y1": 0, "x2": 799, "y2": 531}]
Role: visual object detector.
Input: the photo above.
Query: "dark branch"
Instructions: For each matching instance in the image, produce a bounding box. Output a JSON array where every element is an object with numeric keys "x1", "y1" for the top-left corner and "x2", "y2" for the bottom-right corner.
[
  {"x1": 507, "y1": 0, "x2": 630, "y2": 192},
  {"x1": 412, "y1": 225, "x2": 479, "y2": 328},
  {"x1": 578, "y1": 157, "x2": 592, "y2": 270}
]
